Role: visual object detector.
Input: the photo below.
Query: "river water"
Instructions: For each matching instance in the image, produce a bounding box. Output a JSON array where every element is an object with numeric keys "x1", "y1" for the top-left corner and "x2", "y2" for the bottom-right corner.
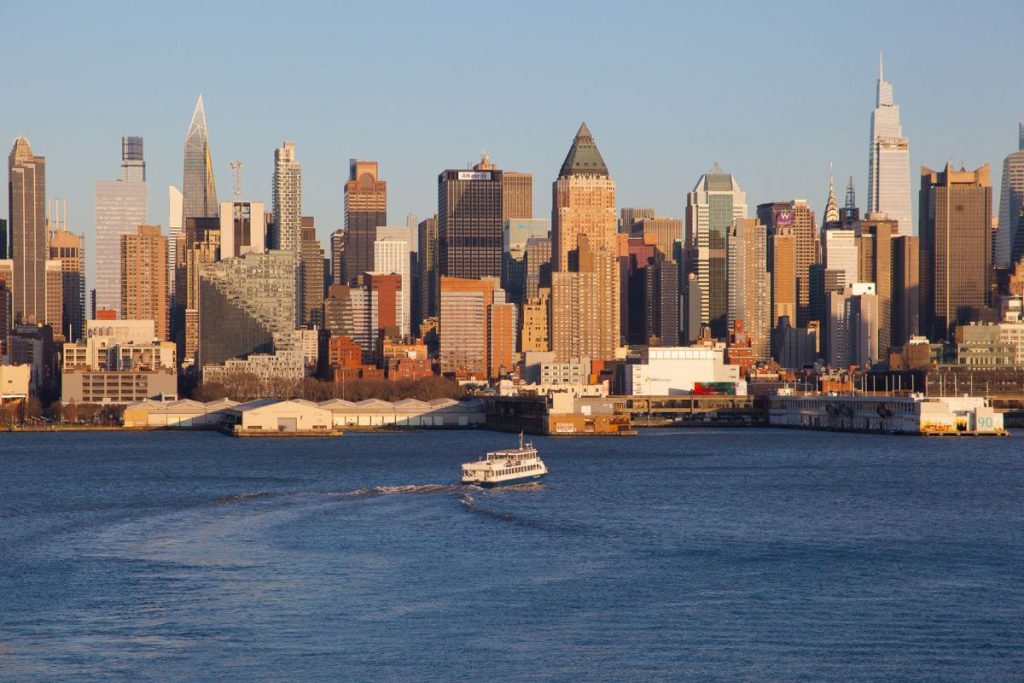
[{"x1": 1, "y1": 429, "x2": 1022, "y2": 681}]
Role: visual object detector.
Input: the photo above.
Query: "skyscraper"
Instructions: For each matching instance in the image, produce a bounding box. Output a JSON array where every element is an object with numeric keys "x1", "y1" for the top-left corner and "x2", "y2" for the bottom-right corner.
[
  {"x1": 550, "y1": 124, "x2": 620, "y2": 361},
  {"x1": 8, "y1": 137, "x2": 47, "y2": 325},
  {"x1": 168, "y1": 186, "x2": 183, "y2": 296},
  {"x1": 271, "y1": 141, "x2": 302, "y2": 252},
  {"x1": 501, "y1": 172, "x2": 533, "y2": 221},
  {"x1": 620, "y1": 207, "x2": 655, "y2": 234},
  {"x1": 685, "y1": 165, "x2": 747, "y2": 338},
  {"x1": 632, "y1": 217, "x2": 683, "y2": 263},
  {"x1": 416, "y1": 215, "x2": 439, "y2": 325},
  {"x1": 552, "y1": 124, "x2": 617, "y2": 271},
  {"x1": 551, "y1": 236, "x2": 619, "y2": 362},
  {"x1": 891, "y1": 235, "x2": 920, "y2": 348},
  {"x1": 919, "y1": 163, "x2": 992, "y2": 340},
  {"x1": 822, "y1": 176, "x2": 841, "y2": 230},
  {"x1": 121, "y1": 225, "x2": 169, "y2": 341},
  {"x1": 856, "y1": 215, "x2": 896, "y2": 359},
  {"x1": 299, "y1": 217, "x2": 324, "y2": 328},
  {"x1": 48, "y1": 222, "x2": 86, "y2": 341},
  {"x1": 182, "y1": 95, "x2": 218, "y2": 220},
  {"x1": 344, "y1": 160, "x2": 387, "y2": 282},
  {"x1": 996, "y1": 123, "x2": 1024, "y2": 268},
  {"x1": 757, "y1": 199, "x2": 818, "y2": 328},
  {"x1": 502, "y1": 218, "x2": 550, "y2": 303},
  {"x1": 727, "y1": 218, "x2": 770, "y2": 361},
  {"x1": 867, "y1": 55, "x2": 912, "y2": 233},
  {"x1": 96, "y1": 137, "x2": 148, "y2": 316},
  {"x1": 330, "y1": 229, "x2": 345, "y2": 285},
  {"x1": 121, "y1": 136, "x2": 146, "y2": 182},
  {"x1": 374, "y1": 236, "x2": 410, "y2": 338},
  {"x1": 438, "y1": 155, "x2": 504, "y2": 279},
  {"x1": 438, "y1": 276, "x2": 512, "y2": 379}
]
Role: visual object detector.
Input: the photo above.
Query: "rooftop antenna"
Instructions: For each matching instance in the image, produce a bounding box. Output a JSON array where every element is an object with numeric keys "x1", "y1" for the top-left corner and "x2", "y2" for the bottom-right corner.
[{"x1": 230, "y1": 160, "x2": 243, "y2": 199}]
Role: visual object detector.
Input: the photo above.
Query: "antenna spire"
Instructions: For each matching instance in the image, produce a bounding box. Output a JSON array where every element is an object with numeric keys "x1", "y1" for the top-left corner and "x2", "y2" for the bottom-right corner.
[{"x1": 230, "y1": 160, "x2": 243, "y2": 199}]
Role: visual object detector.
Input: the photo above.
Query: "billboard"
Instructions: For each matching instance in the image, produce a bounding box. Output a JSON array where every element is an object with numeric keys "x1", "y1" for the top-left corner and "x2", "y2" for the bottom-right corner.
[
  {"x1": 692, "y1": 382, "x2": 737, "y2": 396},
  {"x1": 774, "y1": 210, "x2": 794, "y2": 227}
]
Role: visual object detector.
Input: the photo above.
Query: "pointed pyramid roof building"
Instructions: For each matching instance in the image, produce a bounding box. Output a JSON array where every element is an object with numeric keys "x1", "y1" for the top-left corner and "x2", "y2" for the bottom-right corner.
[
  {"x1": 559, "y1": 122, "x2": 609, "y2": 178},
  {"x1": 183, "y1": 95, "x2": 218, "y2": 219},
  {"x1": 823, "y1": 176, "x2": 840, "y2": 226}
]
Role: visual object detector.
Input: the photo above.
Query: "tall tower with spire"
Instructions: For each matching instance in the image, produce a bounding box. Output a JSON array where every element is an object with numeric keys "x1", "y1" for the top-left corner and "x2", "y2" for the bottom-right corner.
[
  {"x1": 823, "y1": 175, "x2": 841, "y2": 230},
  {"x1": 867, "y1": 53, "x2": 912, "y2": 233},
  {"x1": 996, "y1": 123, "x2": 1024, "y2": 268},
  {"x1": 182, "y1": 96, "x2": 218, "y2": 220},
  {"x1": 840, "y1": 176, "x2": 860, "y2": 228}
]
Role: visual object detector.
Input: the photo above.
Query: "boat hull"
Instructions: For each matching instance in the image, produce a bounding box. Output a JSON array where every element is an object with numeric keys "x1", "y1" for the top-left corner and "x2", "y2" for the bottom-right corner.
[{"x1": 465, "y1": 473, "x2": 547, "y2": 488}]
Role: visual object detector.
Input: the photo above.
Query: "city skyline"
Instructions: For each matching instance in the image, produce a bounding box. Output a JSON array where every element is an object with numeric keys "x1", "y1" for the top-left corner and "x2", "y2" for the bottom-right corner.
[{"x1": 3, "y1": 1, "x2": 1022, "y2": 293}]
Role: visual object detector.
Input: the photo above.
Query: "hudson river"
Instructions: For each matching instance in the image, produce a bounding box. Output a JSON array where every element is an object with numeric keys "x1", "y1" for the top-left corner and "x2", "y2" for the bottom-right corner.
[{"x1": 2, "y1": 429, "x2": 1022, "y2": 681}]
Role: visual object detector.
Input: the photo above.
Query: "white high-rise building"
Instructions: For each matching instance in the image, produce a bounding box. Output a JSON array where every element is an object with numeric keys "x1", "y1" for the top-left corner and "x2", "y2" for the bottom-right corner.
[
  {"x1": 374, "y1": 237, "x2": 411, "y2": 338},
  {"x1": 996, "y1": 123, "x2": 1024, "y2": 268},
  {"x1": 684, "y1": 164, "x2": 748, "y2": 338},
  {"x1": 168, "y1": 186, "x2": 182, "y2": 295},
  {"x1": 824, "y1": 229, "x2": 859, "y2": 288},
  {"x1": 827, "y1": 282, "x2": 879, "y2": 368},
  {"x1": 95, "y1": 169, "x2": 147, "y2": 316},
  {"x1": 272, "y1": 141, "x2": 301, "y2": 252},
  {"x1": 867, "y1": 54, "x2": 912, "y2": 234}
]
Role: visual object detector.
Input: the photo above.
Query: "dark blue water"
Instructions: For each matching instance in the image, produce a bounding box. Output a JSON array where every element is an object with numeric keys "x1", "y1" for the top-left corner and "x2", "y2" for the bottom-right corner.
[{"x1": 1, "y1": 429, "x2": 1022, "y2": 682}]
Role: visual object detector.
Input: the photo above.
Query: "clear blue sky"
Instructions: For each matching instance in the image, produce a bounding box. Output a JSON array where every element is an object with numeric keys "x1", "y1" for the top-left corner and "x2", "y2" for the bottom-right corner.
[{"x1": 3, "y1": 0, "x2": 1022, "y2": 285}]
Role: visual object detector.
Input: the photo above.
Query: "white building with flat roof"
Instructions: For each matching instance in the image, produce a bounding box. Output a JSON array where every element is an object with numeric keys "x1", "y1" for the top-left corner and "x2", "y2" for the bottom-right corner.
[{"x1": 623, "y1": 346, "x2": 742, "y2": 396}]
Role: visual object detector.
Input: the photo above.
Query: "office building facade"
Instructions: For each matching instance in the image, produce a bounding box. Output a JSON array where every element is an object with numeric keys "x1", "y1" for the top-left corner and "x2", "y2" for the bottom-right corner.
[
  {"x1": 344, "y1": 160, "x2": 387, "y2": 282},
  {"x1": 121, "y1": 225, "x2": 169, "y2": 341},
  {"x1": 8, "y1": 137, "x2": 47, "y2": 325},
  {"x1": 727, "y1": 218, "x2": 770, "y2": 361},
  {"x1": 919, "y1": 164, "x2": 993, "y2": 340},
  {"x1": 438, "y1": 156, "x2": 504, "y2": 279}
]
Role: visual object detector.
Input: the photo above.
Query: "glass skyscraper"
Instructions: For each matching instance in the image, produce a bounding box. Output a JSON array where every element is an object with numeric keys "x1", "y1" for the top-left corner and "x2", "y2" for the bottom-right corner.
[
  {"x1": 95, "y1": 137, "x2": 148, "y2": 315},
  {"x1": 867, "y1": 55, "x2": 912, "y2": 233},
  {"x1": 685, "y1": 164, "x2": 747, "y2": 338},
  {"x1": 182, "y1": 95, "x2": 218, "y2": 220},
  {"x1": 995, "y1": 123, "x2": 1024, "y2": 268}
]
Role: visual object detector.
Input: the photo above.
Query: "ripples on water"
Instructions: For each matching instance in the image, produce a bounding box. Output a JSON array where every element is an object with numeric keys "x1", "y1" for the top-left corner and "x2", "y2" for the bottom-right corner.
[{"x1": 1, "y1": 429, "x2": 1022, "y2": 682}]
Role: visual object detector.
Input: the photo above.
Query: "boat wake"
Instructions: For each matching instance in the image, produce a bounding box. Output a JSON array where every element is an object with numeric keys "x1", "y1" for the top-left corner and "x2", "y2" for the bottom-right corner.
[
  {"x1": 343, "y1": 484, "x2": 459, "y2": 498},
  {"x1": 216, "y1": 491, "x2": 279, "y2": 504}
]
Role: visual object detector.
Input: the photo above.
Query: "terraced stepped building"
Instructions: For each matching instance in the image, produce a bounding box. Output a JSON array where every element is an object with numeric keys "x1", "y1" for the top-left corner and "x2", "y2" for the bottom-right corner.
[{"x1": 198, "y1": 250, "x2": 301, "y2": 379}]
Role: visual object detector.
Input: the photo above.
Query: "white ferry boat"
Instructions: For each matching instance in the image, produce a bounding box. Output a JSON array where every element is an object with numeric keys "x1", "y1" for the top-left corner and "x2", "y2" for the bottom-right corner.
[{"x1": 461, "y1": 434, "x2": 548, "y2": 487}]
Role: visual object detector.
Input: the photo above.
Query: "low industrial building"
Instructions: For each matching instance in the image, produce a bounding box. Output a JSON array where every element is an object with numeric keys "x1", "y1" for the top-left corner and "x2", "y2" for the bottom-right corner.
[
  {"x1": 319, "y1": 397, "x2": 486, "y2": 428},
  {"x1": 124, "y1": 396, "x2": 486, "y2": 432},
  {"x1": 124, "y1": 398, "x2": 239, "y2": 429},
  {"x1": 222, "y1": 399, "x2": 336, "y2": 436}
]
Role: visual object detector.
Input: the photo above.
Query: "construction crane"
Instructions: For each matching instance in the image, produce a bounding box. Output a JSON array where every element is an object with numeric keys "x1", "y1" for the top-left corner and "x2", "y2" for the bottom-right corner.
[{"x1": 230, "y1": 160, "x2": 243, "y2": 199}]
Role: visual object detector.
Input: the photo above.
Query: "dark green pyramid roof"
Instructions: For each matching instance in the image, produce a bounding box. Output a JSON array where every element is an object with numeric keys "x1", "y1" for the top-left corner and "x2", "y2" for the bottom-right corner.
[{"x1": 559, "y1": 122, "x2": 609, "y2": 178}]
